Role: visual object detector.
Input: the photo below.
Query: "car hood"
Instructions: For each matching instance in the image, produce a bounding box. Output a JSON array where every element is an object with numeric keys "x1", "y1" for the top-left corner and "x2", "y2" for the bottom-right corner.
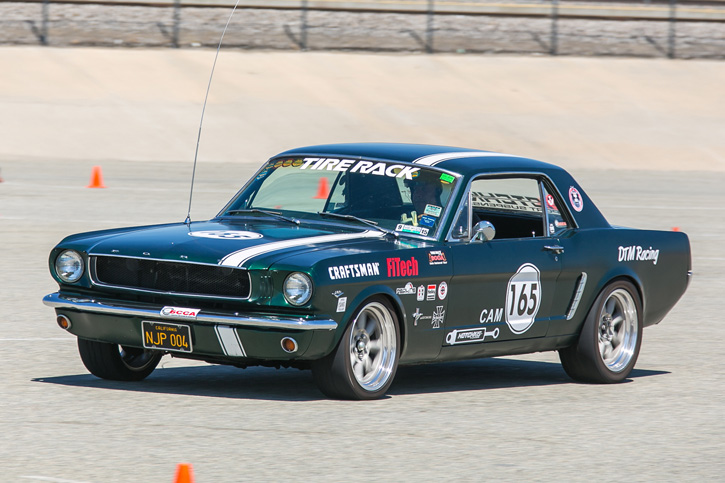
[{"x1": 80, "y1": 220, "x2": 388, "y2": 269}]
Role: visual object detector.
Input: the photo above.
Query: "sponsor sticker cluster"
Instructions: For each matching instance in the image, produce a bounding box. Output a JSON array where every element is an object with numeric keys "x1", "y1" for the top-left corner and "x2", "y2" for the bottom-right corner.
[{"x1": 412, "y1": 306, "x2": 446, "y2": 328}]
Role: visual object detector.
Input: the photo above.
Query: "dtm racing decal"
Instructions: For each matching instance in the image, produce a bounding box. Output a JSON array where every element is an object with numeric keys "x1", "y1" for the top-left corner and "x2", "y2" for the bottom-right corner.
[
  {"x1": 618, "y1": 245, "x2": 660, "y2": 265},
  {"x1": 505, "y1": 263, "x2": 542, "y2": 334}
]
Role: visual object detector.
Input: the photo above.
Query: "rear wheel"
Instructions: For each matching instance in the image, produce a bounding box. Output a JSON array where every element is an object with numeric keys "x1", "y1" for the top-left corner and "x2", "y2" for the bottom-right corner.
[
  {"x1": 559, "y1": 280, "x2": 642, "y2": 383},
  {"x1": 312, "y1": 298, "x2": 400, "y2": 400},
  {"x1": 78, "y1": 338, "x2": 162, "y2": 381}
]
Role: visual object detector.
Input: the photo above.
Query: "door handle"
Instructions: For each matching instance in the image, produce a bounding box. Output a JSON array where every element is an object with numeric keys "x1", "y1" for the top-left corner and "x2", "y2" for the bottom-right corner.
[{"x1": 544, "y1": 245, "x2": 565, "y2": 255}]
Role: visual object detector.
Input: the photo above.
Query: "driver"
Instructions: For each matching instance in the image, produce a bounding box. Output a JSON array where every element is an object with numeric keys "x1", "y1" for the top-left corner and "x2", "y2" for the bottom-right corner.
[{"x1": 403, "y1": 171, "x2": 443, "y2": 226}]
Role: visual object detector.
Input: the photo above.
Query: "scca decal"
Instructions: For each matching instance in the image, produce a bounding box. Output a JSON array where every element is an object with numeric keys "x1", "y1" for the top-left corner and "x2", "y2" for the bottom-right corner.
[
  {"x1": 160, "y1": 306, "x2": 200, "y2": 319},
  {"x1": 329, "y1": 262, "x2": 381, "y2": 280},
  {"x1": 387, "y1": 257, "x2": 419, "y2": 277},
  {"x1": 299, "y1": 157, "x2": 420, "y2": 180}
]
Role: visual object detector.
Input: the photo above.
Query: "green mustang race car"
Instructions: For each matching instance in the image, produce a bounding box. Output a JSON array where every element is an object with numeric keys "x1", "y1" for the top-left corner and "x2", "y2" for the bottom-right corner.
[{"x1": 44, "y1": 143, "x2": 691, "y2": 399}]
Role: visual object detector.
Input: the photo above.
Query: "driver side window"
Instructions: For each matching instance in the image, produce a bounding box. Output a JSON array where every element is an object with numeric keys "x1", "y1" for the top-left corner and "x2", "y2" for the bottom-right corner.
[{"x1": 453, "y1": 177, "x2": 546, "y2": 240}]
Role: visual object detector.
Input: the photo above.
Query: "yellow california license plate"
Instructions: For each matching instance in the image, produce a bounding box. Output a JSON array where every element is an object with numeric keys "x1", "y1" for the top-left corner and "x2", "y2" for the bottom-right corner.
[{"x1": 142, "y1": 321, "x2": 192, "y2": 353}]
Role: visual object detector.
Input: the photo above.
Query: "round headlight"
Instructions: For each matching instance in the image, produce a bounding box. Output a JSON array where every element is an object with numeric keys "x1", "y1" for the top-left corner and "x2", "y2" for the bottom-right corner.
[
  {"x1": 283, "y1": 272, "x2": 313, "y2": 306},
  {"x1": 55, "y1": 250, "x2": 84, "y2": 283}
]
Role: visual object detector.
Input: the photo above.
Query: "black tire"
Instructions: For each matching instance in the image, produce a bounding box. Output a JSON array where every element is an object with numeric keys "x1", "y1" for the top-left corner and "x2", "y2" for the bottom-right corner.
[
  {"x1": 559, "y1": 280, "x2": 643, "y2": 383},
  {"x1": 312, "y1": 297, "x2": 400, "y2": 400},
  {"x1": 78, "y1": 338, "x2": 162, "y2": 381}
]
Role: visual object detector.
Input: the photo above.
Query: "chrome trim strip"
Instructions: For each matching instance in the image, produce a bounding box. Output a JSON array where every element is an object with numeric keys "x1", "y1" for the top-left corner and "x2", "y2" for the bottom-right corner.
[
  {"x1": 566, "y1": 272, "x2": 588, "y2": 320},
  {"x1": 43, "y1": 293, "x2": 337, "y2": 331}
]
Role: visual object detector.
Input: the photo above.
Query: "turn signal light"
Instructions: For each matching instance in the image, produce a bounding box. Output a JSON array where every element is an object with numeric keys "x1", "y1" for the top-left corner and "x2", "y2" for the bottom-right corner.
[
  {"x1": 57, "y1": 315, "x2": 72, "y2": 330},
  {"x1": 281, "y1": 337, "x2": 298, "y2": 353}
]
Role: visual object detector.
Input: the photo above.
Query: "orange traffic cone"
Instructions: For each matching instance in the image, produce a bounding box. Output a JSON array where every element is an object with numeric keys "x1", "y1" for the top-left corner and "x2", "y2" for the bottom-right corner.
[
  {"x1": 86, "y1": 165, "x2": 106, "y2": 188},
  {"x1": 173, "y1": 463, "x2": 195, "y2": 483},
  {"x1": 313, "y1": 177, "x2": 330, "y2": 199}
]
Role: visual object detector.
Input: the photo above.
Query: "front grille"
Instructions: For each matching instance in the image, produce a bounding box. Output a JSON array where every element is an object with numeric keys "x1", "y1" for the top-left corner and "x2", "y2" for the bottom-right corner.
[{"x1": 92, "y1": 256, "x2": 251, "y2": 299}]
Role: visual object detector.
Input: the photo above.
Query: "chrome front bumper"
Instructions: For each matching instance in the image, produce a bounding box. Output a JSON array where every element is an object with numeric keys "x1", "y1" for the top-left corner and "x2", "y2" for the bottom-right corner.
[{"x1": 43, "y1": 292, "x2": 338, "y2": 331}]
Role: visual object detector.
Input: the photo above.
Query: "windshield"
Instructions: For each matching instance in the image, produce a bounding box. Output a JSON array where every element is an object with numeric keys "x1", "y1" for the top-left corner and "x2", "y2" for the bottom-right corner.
[{"x1": 222, "y1": 156, "x2": 460, "y2": 237}]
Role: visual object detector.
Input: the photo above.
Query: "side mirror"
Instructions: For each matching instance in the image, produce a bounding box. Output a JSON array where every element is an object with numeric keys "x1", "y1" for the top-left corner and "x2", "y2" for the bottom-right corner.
[{"x1": 471, "y1": 220, "x2": 496, "y2": 242}]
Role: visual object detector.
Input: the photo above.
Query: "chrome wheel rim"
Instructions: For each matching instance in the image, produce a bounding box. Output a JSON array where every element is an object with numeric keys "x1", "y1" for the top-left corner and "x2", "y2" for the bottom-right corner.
[
  {"x1": 598, "y1": 289, "x2": 638, "y2": 373},
  {"x1": 348, "y1": 302, "x2": 397, "y2": 392},
  {"x1": 119, "y1": 346, "x2": 159, "y2": 371}
]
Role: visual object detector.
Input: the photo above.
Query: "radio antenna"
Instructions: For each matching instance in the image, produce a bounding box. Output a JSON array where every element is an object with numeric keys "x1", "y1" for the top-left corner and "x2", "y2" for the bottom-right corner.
[{"x1": 185, "y1": 0, "x2": 241, "y2": 225}]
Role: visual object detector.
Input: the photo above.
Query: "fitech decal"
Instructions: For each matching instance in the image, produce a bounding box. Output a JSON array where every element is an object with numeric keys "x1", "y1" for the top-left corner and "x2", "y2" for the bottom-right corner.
[{"x1": 618, "y1": 245, "x2": 660, "y2": 265}]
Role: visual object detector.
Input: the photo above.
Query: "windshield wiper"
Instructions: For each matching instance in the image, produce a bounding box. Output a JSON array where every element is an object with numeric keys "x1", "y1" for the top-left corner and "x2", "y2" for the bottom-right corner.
[
  {"x1": 226, "y1": 209, "x2": 300, "y2": 225},
  {"x1": 317, "y1": 212, "x2": 398, "y2": 238}
]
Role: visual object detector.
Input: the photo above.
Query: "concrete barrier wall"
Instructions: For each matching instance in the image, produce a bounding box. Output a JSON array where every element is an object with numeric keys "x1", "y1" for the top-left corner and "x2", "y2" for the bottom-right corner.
[{"x1": 1, "y1": 46, "x2": 723, "y2": 171}]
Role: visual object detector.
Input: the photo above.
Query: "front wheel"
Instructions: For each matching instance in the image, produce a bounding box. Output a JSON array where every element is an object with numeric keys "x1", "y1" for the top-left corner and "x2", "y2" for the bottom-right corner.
[
  {"x1": 312, "y1": 298, "x2": 400, "y2": 400},
  {"x1": 559, "y1": 280, "x2": 643, "y2": 383},
  {"x1": 78, "y1": 338, "x2": 162, "y2": 381}
]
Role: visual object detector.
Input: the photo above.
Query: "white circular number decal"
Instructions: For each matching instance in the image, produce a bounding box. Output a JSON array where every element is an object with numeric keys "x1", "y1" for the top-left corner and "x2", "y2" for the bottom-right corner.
[
  {"x1": 505, "y1": 263, "x2": 542, "y2": 334},
  {"x1": 188, "y1": 231, "x2": 262, "y2": 240}
]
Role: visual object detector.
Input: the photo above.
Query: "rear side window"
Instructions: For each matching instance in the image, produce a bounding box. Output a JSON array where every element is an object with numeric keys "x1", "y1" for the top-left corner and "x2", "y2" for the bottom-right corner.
[{"x1": 542, "y1": 183, "x2": 571, "y2": 236}]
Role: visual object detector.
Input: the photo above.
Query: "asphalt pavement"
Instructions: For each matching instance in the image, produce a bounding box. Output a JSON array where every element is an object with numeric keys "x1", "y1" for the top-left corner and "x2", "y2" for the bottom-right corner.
[{"x1": 1, "y1": 47, "x2": 724, "y2": 481}]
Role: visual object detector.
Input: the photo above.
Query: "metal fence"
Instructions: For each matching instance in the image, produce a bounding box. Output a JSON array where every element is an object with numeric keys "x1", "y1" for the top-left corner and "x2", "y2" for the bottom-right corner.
[{"x1": 1, "y1": 0, "x2": 724, "y2": 58}]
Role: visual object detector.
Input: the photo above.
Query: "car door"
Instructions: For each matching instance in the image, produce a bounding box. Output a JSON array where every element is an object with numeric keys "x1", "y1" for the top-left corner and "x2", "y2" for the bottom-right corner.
[{"x1": 442, "y1": 176, "x2": 565, "y2": 357}]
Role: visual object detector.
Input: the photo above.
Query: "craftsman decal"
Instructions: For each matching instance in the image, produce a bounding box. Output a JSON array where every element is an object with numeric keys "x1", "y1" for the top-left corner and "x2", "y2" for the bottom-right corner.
[{"x1": 328, "y1": 262, "x2": 381, "y2": 280}]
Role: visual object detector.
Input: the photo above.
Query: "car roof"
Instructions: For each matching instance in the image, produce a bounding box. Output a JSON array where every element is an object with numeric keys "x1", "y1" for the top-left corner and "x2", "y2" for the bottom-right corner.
[{"x1": 276, "y1": 143, "x2": 563, "y2": 177}]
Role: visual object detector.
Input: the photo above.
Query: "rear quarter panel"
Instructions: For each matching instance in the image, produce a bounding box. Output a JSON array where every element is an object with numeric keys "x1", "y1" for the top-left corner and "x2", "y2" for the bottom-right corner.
[{"x1": 559, "y1": 227, "x2": 690, "y2": 334}]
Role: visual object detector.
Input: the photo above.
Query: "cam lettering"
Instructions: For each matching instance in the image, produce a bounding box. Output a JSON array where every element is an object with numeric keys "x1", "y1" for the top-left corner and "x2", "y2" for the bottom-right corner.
[
  {"x1": 387, "y1": 257, "x2": 419, "y2": 278},
  {"x1": 328, "y1": 262, "x2": 381, "y2": 280},
  {"x1": 300, "y1": 157, "x2": 420, "y2": 180},
  {"x1": 479, "y1": 307, "x2": 504, "y2": 324}
]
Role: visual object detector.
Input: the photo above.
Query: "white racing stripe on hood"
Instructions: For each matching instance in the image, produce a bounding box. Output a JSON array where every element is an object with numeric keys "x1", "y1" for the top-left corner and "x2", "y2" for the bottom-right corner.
[
  {"x1": 413, "y1": 151, "x2": 518, "y2": 166},
  {"x1": 219, "y1": 230, "x2": 385, "y2": 267}
]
